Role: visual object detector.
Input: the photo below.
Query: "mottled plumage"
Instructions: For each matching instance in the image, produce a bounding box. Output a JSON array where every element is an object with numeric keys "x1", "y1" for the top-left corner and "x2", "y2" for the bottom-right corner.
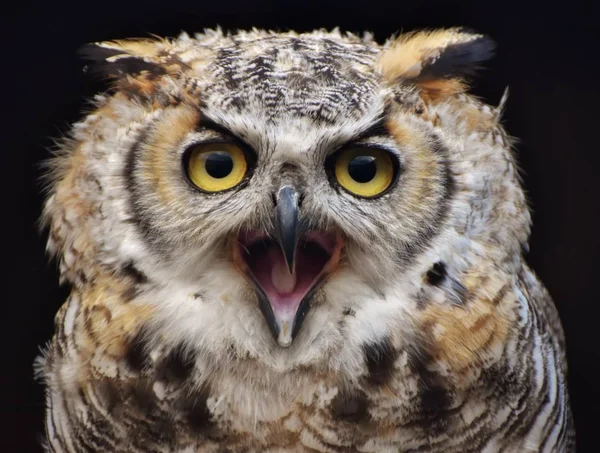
[{"x1": 37, "y1": 28, "x2": 574, "y2": 452}]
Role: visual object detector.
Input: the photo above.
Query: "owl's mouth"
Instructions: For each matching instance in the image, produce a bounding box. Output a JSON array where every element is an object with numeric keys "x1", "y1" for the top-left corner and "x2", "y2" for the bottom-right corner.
[{"x1": 234, "y1": 229, "x2": 343, "y2": 348}]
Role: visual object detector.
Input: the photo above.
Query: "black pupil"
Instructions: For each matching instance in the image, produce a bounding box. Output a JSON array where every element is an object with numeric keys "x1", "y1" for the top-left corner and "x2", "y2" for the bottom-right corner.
[
  {"x1": 348, "y1": 155, "x2": 377, "y2": 183},
  {"x1": 205, "y1": 151, "x2": 234, "y2": 178}
]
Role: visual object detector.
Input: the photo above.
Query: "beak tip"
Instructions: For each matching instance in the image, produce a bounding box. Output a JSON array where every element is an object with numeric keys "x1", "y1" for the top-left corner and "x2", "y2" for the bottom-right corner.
[
  {"x1": 278, "y1": 335, "x2": 293, "y2": 348},
  {"x1": 277, "y1": 320, "x2": 293, "y2": 348},
  {"x1": 283, "y1": 249, "x2": 296, "y2": 275}
]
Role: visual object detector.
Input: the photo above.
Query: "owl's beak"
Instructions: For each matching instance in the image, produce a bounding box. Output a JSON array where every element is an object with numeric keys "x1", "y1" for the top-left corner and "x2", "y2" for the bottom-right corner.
[
  {"x1": 233, "y1": 187, "x2": 343, "y2": 348},
  {"x1": 274, "y1": 185, "x2": 301, "y2": 274}
]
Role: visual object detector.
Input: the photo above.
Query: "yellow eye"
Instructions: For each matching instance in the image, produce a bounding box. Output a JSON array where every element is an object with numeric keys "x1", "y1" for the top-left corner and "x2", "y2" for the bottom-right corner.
[
  {"x1": 332, "y1": 147, "x2": 397, "y2": 198},
  {"x1": 186, "y1": 143, "x2": 248, "y2": 193}
]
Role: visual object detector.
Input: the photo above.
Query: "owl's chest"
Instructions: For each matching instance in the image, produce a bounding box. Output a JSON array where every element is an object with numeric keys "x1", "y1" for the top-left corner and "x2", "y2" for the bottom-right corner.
[
  {"x1": 50, "y1": 337, "x2": 524, "y2": 453},
  {"x1": 176, "y1": 370, "x2": 459, "y2": 453}
]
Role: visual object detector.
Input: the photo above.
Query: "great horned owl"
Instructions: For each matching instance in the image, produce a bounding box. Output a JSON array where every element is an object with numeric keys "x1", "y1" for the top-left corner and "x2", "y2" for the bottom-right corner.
[{"x1": 37, "y1": 28, "x2": 575, "y2": 452}]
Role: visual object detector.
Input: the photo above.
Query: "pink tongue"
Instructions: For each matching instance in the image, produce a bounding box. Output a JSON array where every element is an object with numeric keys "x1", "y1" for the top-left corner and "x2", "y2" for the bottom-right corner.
[
  {"x1": 269, "y1": 248, "x2": 297, "y2": 294},
  {"x1": 252, "y1": 243, "x2": 322, "y2": 316}
]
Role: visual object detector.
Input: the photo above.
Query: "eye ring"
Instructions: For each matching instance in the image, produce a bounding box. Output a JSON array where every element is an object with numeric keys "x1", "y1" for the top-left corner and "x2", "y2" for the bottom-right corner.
[
  {"x1": 183, "y1": 141, "x2": 252, "y2": 193},
  {"x1": 327, "y1": 146, "x2": 400, "y2": 199}
]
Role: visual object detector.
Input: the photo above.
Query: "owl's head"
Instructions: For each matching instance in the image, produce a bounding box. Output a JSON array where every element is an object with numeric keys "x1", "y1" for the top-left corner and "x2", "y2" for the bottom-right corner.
[{"x1": 44, "y1": 28, "x2": 529, "y2": 372}]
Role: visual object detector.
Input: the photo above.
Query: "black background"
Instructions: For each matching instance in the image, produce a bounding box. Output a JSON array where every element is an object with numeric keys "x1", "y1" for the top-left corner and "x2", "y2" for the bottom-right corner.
[{"x1": 4, "y1": 0, "x2": 599, "y2": 451}]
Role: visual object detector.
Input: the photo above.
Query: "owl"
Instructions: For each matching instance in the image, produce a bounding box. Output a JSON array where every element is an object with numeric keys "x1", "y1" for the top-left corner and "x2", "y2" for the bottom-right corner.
[{"x1": 36, "y1": 27, "x2": 575, "y2": 452}]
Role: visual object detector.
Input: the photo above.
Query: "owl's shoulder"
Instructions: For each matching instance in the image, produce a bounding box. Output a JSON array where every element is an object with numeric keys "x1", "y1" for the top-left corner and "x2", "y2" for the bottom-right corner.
[{"x1": 517, "y1": 263, "x2": 568, "y2": 361}]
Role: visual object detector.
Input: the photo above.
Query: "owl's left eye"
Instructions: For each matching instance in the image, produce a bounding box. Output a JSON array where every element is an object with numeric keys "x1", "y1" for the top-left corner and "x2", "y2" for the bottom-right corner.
[
  {"x1": 185, "y1": 143, "x2": 248, "y2": 193},
  {"x1": 329, "y1": 146, "x2": 399, "y2": 198}
]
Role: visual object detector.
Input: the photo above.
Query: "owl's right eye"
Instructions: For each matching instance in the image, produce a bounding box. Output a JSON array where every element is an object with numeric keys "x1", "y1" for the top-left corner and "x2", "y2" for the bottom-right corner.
[{"x1": 185, "y1": 143, "x2": 248, "y2": 193}]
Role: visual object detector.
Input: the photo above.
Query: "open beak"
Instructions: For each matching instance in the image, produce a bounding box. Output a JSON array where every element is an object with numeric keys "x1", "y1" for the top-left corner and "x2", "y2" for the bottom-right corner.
[{"x1": 233, "y1": 186, "x2": 343, "y2": 347}]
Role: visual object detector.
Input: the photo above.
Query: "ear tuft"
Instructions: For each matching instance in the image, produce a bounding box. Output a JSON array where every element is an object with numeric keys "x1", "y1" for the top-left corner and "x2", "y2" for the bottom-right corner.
[
  {"x1": 417, "y1": 33, "x2": 495, "y2": 81},
  {"x1": 77, "y1": 40, "x2": 184, "y2": 100},
  {"x1": 79, "y1": 41, "x2": 166, "y2": 79},
  {"x1": 378, "y1": 28, "x2": 495, "y2": 99}
]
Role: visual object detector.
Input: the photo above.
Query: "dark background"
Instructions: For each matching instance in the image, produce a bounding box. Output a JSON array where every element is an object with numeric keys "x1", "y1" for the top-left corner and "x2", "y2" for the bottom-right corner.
[{"x1": 4, "y1": 0, "x2": 599, "y2": 451}]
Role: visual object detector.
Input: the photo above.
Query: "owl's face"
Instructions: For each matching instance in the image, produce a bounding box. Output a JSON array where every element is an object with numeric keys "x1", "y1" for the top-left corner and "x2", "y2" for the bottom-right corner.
[{"x1": 46, "y1": 29, "x2": 527, "y2": 373}]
